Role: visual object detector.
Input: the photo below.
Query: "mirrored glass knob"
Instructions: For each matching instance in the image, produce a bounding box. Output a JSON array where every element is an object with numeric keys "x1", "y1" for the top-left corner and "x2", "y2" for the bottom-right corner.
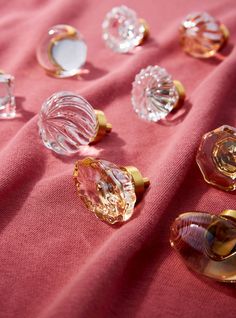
[
  {"x1": 73, "y1": 157, "x2": 150, "y2": 224},
  {"x1": 0, "y1": 72, "x2": 16, "y2": 119},
  {"x1": 102, "y1": 5, "x2": 149, "y2": 53},
  {"x1": 36, "y1": 24, "x2": 87, "y2": 78},
  {"x1": 131, "y1": 65, "x2": 185, "y2": 122},
  {"x1": 196, "y1": 125, "x2": 236, "y2": 191},
  {"x1": 38, "y1": 92, "x2": 112, "y2": 156},
  {"x1": 170, "y1": 209, "x2": 236, "y2": 282},
  {"x1": 180, "y1": 12, "x2": 229, "y2": 58}
]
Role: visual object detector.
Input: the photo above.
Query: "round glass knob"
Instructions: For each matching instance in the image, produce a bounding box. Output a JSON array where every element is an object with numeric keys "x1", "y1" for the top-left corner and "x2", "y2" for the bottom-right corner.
[
  {"x1": 37, "y1": 24, "x2": 87, "y2": 78},
  {"x1": 131, "y1": 65, "x2": 185, "y2": 122},
  {"x1": 38, "y1": 92, "x2": 111, "y2": 156},
  {"x1": 179, "y1": 12, "x2": 229, "y2": 58},
  {"x1": 102, "y1": 5, "x2": 149, "y2": 53},
  {"x1": 73, "y1": 157, "x2": 150, "y2": 224}
]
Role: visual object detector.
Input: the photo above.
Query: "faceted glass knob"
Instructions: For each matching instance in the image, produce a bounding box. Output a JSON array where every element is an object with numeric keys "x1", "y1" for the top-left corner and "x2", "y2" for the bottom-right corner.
[
  {"x1": 102, "y1": 5, "x2": 149, "y2": 53},
  {"x1": 180, "y1": 12, "x2": 229, "y2": 58},
  {"x1": 170, "y1": 210, "x2": 236, "y2": 282},
  {"x1": 0, "y1": 72, "x2": 16, "y2": 119},
  {"x1": 196, "y1": 125, "x2": 236, "y2": 191},
  {"x1": 37, "y1": 24, "x2": 87, "y2": 78},
  {"x1": 131, "y1": 65, "x2": 185, "y2": 122},
  {"x1": 38, "y1": 92, "x2": 112, "y2": 156},
  {"x1": 73, "y1": 157, "x2": 150, "y2": 224}
]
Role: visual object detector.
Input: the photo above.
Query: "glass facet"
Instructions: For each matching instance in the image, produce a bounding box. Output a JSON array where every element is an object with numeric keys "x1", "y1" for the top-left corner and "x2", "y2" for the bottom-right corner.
[
  {"x1": 131, "y1": 65, "x2": 179, "y2": 122},
  {"x1": 38, "y1": 92, "x2": 98, "y2": 155},
  {"x1": 0, "y1": 73, "x2": 16, "y2": 119},
  {"x1": 102, "y1": 5, "x2": 146, "y2": 53},
  {"x1": 196, "y1": 125, "x2": 236, "y2": 191},
  {"x1": 73, "y1": 158, "x2": 136, "y2": 224},
  {"x1": 180, "y1": 12, "x2": 227, "y2": 58},
  {"x1": 170, "y1": 212, "x2": 236, "y2": 282},
  {"x1": 37, "y1": 25, "x2": 87, "y2": 78}
]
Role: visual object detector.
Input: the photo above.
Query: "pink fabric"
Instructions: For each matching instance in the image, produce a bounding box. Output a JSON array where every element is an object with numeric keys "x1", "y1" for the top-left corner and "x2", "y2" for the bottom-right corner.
[{"x1": 0, "y1": 0, "x2": 236, "y2": 317}]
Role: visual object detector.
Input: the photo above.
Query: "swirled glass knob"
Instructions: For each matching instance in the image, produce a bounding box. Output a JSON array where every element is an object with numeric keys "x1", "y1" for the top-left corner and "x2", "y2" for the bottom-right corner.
[
  {"x1": 36, "y1": 24, "x2": 87, "y2": 78},
  {"x1": 0, "y1": 72, "x2": 16, "y2": 119},
  {"x1": 73, "y1": 157, "x2": 150, "y2": 224},
  {"x1": 131, "y1": 65, "x2": 185, "y2": 122},
  {"x1": 179, "y1": 12, "x2": 229, "y2": 58},
  {"x1": 102, "y1": 5, "x2": 149, "y2": 53},
  {"x1": 196, "y1": 125, "x2": 236, "y2": 191},
  {"x1": 170, "y1": 209, "x2": 236, "y2": 282},
  {"x1": 38, "y1": 92, "x2": 112, "y2": 156}
]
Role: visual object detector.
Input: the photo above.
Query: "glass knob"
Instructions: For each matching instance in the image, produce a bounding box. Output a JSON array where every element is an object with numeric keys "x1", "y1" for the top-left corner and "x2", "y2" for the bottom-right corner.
[
  {"x1": 0, "y1": 72, "x2": 16, "y2": 119},
  {"x1": 38, "y1": 91, "x2": 111, "y2": 156},
  {"x1": 170, "y1": 210, "x2": 236, "y2": 282},
  {"x1": 36, "y1": 24, "x2": 87, "y2": 78},
  {"x1": 102, "y1": 5, "x2": 149, "y2": 53},
  {"x1": 131, "y1": 65, "x2": 185, "y2": 122}
]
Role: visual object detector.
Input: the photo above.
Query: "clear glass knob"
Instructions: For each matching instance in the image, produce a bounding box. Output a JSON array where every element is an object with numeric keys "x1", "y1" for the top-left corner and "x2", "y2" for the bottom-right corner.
[
  {"x1": 179, "y1": 12, "x2": 229, "y2": 58},
  {"x1": 170, "y1": 210, "x2": 236, "y2": 282},
  {"x1": 0, "y1": 73, "x2": 16, "y2": 119},
  {"x1": 36, "y1": 24, "x2": 87, "y2": 78},
  {"x1": 73, "y1": 157, "x2": 149, "y2": 224},
  {"x1": 38, "y1": 92, "x2": 111, "y2": 156},
  {"x1": 102, "y1": 5, "x2": 148, "y2": 53},
  {"x1": 131, "y1": 65, "x2": 185, "y2": 122}
]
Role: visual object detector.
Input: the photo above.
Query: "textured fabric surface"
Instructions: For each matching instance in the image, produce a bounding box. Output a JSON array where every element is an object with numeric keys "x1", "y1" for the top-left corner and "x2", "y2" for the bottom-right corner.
[{"x1": 0, "y1": 0, "x2": 236, "y2": 317}]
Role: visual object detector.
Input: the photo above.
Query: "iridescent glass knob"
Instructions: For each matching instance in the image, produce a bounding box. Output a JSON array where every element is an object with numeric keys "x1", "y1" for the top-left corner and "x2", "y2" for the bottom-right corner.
[
  {"x1": 170, "y1": 209, "x2": 236, "y2": 282},
  {"x1": 0, "y1": 71, "x2": 16, "y2": 119},
  {"x1": 179, "y1": 12, "x2": 229, "y2": 58},
  {"x1": 73, "y1": 157, "x2": 150, "y2": 224},
  {"x1": 38, "y1": 92, "x2": 112, "y2": 156},
  {"x1": 131, "y1": 65, "x2": 185, "y2": 122},
  {"x1": 102, "y1": 5, "x2": 149, "y2": 53},
  {"x1": 196, "y1": 125, "x2": 236, "y2": 191},
  {"x1": 37, "y1": 24, "x2": 87, "y2": 78}
]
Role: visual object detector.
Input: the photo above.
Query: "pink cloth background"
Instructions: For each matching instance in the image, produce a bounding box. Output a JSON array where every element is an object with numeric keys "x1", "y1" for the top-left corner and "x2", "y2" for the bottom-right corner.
[{"x1": 0, "y1": 0, "x2": 236, "y2": 317}]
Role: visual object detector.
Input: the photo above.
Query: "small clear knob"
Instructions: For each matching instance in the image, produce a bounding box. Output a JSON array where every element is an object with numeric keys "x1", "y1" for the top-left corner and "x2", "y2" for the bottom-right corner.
[
  {"x1": 38, "y1": 92, "x2": 111, "y2": 156},
  {"x1": 0, "y1": 72, "x2": 16, "y2": 119},
  {"x1": 102, "y1": 5, "x2": 149, "y2": 53},
  {"x1": 131, "y1": 65, "x2": 185, "y2": 122},
  {"x1": 37, "y1": 24, "x2": 87, "y2": 78}
]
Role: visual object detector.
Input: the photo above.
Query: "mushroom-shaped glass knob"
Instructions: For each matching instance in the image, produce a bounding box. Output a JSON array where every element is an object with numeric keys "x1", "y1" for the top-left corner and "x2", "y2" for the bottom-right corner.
[
  {"x1": 37, "y1": 24, "x2": 87, "y2": 78},
  {"x1": 38, "y1": 92, "x2": 111, "y2": 156},
  {"x1": 131, "y1": 65, "x2": 185, "y2": 122}
]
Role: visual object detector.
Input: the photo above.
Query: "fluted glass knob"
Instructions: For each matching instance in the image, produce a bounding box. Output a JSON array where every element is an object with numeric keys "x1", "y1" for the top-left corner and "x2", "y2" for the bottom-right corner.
[
  {"x1": 0, "y1": 72, "x2": 16, "y2": 119},
  {"x1": 179, "y1": 12, "x2": 229, "y2": 58},
  {"x1": 37, "y1": 24, "x2": 87, "y2": 78},
  {"x1": 170, "y1": 210, "x2": 236, "y2": 282},
  {"x1": 102, "y1": 5, "x2": 148, "y2": 53},
  {"x1": 131, "y1": 65, "x2": 185, "y2": 122},
  {"x1": 38, "y1": 92, "x2": 111, "y2": 156},
  {"x1": 74, "y1": 157, "x2": 150, "y2": 224}
]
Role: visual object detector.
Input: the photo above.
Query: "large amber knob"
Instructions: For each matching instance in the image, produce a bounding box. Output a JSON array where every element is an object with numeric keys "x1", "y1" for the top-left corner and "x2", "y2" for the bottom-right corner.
[
  {"x1": 73, "y1": 157, "x2": 149, "y2": 224},
  {"x1": 170, "y1": 210, "x2": 236, "y2": 282},
  {"x1": 196, "y1": 125, "x2": 236, "y2": 191},
  {"x1": 179, "y1": 12, "x2": 229, "y2": 58}
]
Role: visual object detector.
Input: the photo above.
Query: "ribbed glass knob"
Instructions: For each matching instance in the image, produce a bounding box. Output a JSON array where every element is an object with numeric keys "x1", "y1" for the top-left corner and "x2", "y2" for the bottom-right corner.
[
  {"x1": 0, "y1": 73, "x2": 16, "y2": 119},
  {"x1": 179, "y1": 12, "x2": 229, "y2": 58},
  {"x1": 38, "y1": 92, "x2": 111, "y2": 156},
  {"x1": 131, "y1": 65, "x2": 185, "y2": 122},
  {"x1": 102, "y1": 5, "x2": 148, "y2": 53},
  {"x1": 37, "y1": 24, "x2": 87, "y2": 78}
]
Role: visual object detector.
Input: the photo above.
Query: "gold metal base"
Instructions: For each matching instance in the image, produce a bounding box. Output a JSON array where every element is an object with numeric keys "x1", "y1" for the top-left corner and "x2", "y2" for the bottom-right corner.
[
  {"x1": 91, "y1": 110, "x2": 112, "y2": 143},
  {"x1": 123, "y1": 166, "x2": 150, "y2": 198},
  {"x1": 220, "y1": 24, "x2": 230, "y2": 43},
  {"x1": 173, "y1": 80, "x2": 186, "y2": 109},
  {"x1": 220, "y1": 209, "x2": 236, "y2": 222},
  {"x1": 139, "y1": 19, "x2": 150, "y2": 45}
]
